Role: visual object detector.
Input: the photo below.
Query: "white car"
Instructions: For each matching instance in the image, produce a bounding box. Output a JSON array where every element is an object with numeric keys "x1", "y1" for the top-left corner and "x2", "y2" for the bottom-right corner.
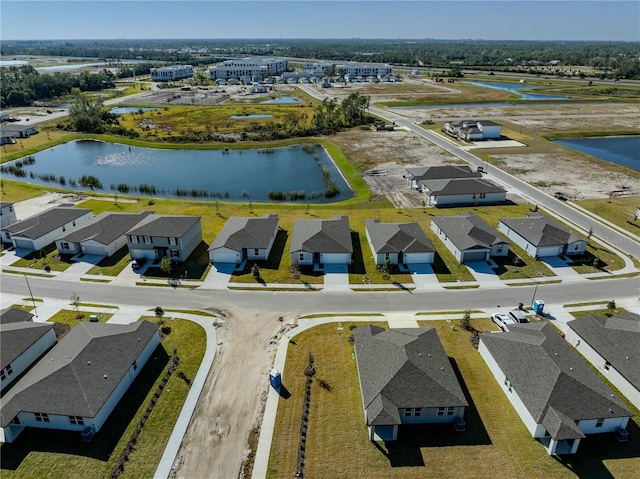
[{"x1": 491, "y1": 313, "x2": 517, "y2": 332}]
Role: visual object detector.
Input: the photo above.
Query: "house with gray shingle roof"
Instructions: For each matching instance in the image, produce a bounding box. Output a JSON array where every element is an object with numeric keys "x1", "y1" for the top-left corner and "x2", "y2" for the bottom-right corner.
[
  {"x1": 55, "y1": 211, "x2": 153, "y2": 258},
  {"x1": 422, "y1": 178, "x2": 506, "y2": 207},
  {"x1": 0, "y1": 306, "x2": 34, "y2": 324},
  {"x1": 1, "y1": 319, "x2": 56, "y2": 392},
  {"x1": 125, "y1": 214, "x2": 202, "y2": 263},
  {"x1": 405, "y1": 165, "x2": 482, "y2": 190},
  {"x1": 290, "y1": 216, "x2": 352, "y2": 268},
  {"x1": 566, "y1": 312, "x2": 640, "y2": 409},
  {"x1": 0, "y1": 321, "x2": 159, "y2": 443},
  {"x1": 353, "y1": 325, "x2": 468, "y2": 441},
  {"x1": 444, "y1": 119, "x2": 502, "y2": 140},
  {"x1": 498, "y1": 214, "x2": 586, "y2": 258},
  {"x1": 431, "y1": 213, "x2": 509, "y2": 263},
  {"x1": 1, "y1": 206, "x2": 93, "y2": 252},
  {"x1": 479, "y1": 322, "x2": 632, "y2": 455},
  {"x1": 365, "y1": 219, "x2": 435, "y2": 266},
  {"x1": 208, "y1": 214, "x2": 279, "y2": 266},
  {"x1": 0, "y1": 201, "x2": 17, "y2": 229}
]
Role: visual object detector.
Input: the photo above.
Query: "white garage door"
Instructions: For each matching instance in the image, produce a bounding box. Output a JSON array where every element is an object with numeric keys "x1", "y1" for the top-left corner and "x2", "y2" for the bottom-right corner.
[
  {"x1": 14, "y1": 238, "x2": 34, "y2": 250},
  {"x1": 83, "y1": 244, "x2": 107, "y2": 256},
  {"x1": 462, "y1": 250, "x2": 487, "y2": 263},
  {"x1": 211, "y1": 250, "x2": 241, "y2": 263}
]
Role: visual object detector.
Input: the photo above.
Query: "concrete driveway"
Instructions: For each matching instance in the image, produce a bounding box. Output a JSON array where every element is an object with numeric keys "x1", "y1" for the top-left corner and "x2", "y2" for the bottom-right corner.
[
  {"x1": 541, "y1": 256, "x2": 582, "y2": 281},
  {"x1": 407, "y1": 263, "x2": 441, "y2": 290},
  {"x1": 55, "y1": 255, "x2": 105, "y2": 280},
  {"x1": 465, "y1": 260, "x2": 503, "y2": 285},
  {"x1": 201, "y1": 262, "x2": 235, "y2": 290},
  {"x1": 322, "y1": 264, "x2": 350, "y2": 292}
]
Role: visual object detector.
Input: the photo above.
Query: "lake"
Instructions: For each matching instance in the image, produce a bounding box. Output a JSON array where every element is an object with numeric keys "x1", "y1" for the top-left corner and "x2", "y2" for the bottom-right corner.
[
  {"x1": 109, "y1": 107, "x2": 160, "y2": 115},
  {"x1": 554, "y1": 136, "x2": 640, "y2": 172},
  {"x1": 3, "y1": 140, "x2": 353, "y2": 203},
  {"x1": 260, "y1": 96, "x2": 300, "y2": 104},
  {"x1": 464, "y1": 81, "x2": 568, "y2": 100}
]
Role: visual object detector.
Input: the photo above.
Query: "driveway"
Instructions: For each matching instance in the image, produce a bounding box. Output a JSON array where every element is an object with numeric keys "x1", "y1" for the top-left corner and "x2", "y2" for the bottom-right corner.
[
  {"x1": 540, "y1": 256, "x2": 582, "y2": 281},
  {"x1": 407, "y1": 263, "x2": 441, "y2": 290},
  {"x1": 55, "y1": 255, "x2": 105, "y2": 280},
  {"x1": 465, "y1": 260, "x2": 503, "y2": 285},
  {"x1": 201, "y1": 262, "x2": 235, "y2": 290},
  {"x1": 322, "y1": 264, "x2": 350, "y2": 292}
]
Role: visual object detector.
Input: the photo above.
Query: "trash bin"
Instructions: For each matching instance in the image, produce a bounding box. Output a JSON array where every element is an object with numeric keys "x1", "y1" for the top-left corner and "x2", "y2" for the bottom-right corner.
[
  {"x1": 533, "y1": 300, "x2": 545, "y2": 315},
  {"x1": 269, "y1": 369, "x2": 281, "y2": 389}
]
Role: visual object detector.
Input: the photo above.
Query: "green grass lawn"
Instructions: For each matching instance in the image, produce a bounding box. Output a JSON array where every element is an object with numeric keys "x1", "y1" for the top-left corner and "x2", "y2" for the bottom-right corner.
[
  {"x1": 47, "y1": 309, "x2": 113, "y2": 328},
  {"x1": 267, "y1": 319, "x2": 640, "y2": 479},
  {"x1": 86, "y1": 246, "x2": 132, "y2": 276},
  {"x1": 0, "y1": 317, "x2": 206, "y2": 479},
  {"x1": 10, "y1": 244, "x2": 73, "y2": 272},
  {"x1": 575, "y1": 197, "x2": 640, "y2": 237}
]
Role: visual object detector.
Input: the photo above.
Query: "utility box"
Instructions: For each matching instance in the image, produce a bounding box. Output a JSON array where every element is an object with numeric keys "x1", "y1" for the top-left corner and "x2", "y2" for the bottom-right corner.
[
  {"x1": 89, "y1": 315, "x2": 99, "y2": 322},
  {"x1": 269, "y1": 369, "x2": 281, "y2": 389},
  {"x1": 533, "y1": 300, "x2": 545, "y2": 315}
]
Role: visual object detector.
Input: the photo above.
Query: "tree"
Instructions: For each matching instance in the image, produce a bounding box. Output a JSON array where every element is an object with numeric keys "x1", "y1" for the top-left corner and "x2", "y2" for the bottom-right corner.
[
  {"x1": 71, "y1": 292, "x2": 82, "y2": 319},
  {"x1": 69, "y1": 92, "x2": 118, "y2": 133},
  {"x1": 251, "y1": 263, "x2": 261, "y2": 280},
  {"x1": 160, "y1": 256, "x2": 173, "y2": 275}
]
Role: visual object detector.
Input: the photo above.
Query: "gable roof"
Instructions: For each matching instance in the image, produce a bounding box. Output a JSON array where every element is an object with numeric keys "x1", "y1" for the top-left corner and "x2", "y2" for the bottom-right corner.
[
  {"x1": 0, "y1": 321, "x2": 158, "y2": 426},
  {"x1": 431, "y1": 213, "x2": 507, "y2": 251},
  {"x1": 209, "y1": 214, "x2": 279, "y2": 252},
  {"x1": 480, "y1": 323, "x2": 632, "y2": 440},
  {"x1": 125, "y1": 215, "x2": 201, "y2": 238},
  {"x1": 1, "y1": 321, "x2": 54, "y2": 370},
  {"x1": 0, "y1": 201, "x2": 14, "y2": 209},
  {"x1": 499, "y1": 214, "x2": 583, "y2": 247},
  {"x1": 290, "y1": 216, "x2": 352, "y2": 254},
  {"x1": 422, "y1": 178, "x2": 506, "y2": 197},
  {"x1": 365, "y1": 219, "x2": 434, "y2": 255},
  {"x1": 567, "y1": 312, "x2": 640, "y2": 390},
  {"x1": 405, "y1": 165, "x2": 481, "y2": 181},
  {"x1": 3, "y1": 207, "x2": 92, "y2": 239},
  {"x1": 353, "y1": 325, "x2": 468, "y2": 426},
  {"x1": 57, "y1": 211, "x2": 154, "y2": 245},
  {"x1": 0, "y1": 307, "x2": 34, "y2": 324}
]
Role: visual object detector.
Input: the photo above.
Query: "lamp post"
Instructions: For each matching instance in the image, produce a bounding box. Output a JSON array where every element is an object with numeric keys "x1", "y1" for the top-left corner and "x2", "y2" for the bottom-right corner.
[{"x1": 24, "y1": 274, "x2": 38, "y2": 318}]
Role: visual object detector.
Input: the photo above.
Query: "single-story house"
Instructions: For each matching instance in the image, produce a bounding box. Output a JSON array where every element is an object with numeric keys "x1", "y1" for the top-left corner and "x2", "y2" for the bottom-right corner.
[
  {"x1": 208, "y1": 214, "x2": 279, "y2": 265},
  {"x1": 353, "y1": 325, "x2": 468, "y2": 442},
  {"x1": 0, "y1": 201, "x2": 18, "y2": 229},
  {"x1": 1, "y1": 318, "x2": 56, "y2": 392},
  {"x1": 290, "y1": 216, "x2": 352, "y2": 268},
  {"x1": 566, "y1": 312, "x2": 640, "y2": 409},
  {"x1": 365, "y1": 219, "x2": 435, "y2": 266},
  {"x1": 55, "y1": 211, "x2": 153, "y2": 258},
  {"x1": 0, "y1": 123, "x2": 39, "y2": 139},
  {"x1": 405, "y1": 165, "x2": 481, "y2": 191},
  {"x1": 444, "y1": 120, "x2": 502, "y2": 140},
  {"x1": 0, "y1": 320, "x2": 160, "y2": 443},
  {"x1": 498, "y1": 214, "x2": 587, "y2": 258},
  {"x1": 1, "y1": 206, "x2": 94, "y2": 251},
  {"x1": 1, "y1": 134, "x2": 16, "y2": 145},
  {"x1": 431, "y1": 213, "x2": 509, "y2": 263},
  {"x1": 125, "y1": 215, "x2": 202, "y2": 263},
  {"x1": 0, "y1": 307, "x2": 34, "y2": 324},
  {"x1": 421, "y1": 178, "x2": 507, "y2": 207},
  {"x1": 479, "y1": 323, "x2": 632, "y2": 455}
]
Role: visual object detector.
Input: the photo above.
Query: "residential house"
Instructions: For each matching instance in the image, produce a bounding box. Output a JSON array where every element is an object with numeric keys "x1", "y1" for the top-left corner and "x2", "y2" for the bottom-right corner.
[
  {"x1": 0, "y1": 307, "x2": 34, "y2": 324},
  {"x1": 498, "y1": 214, "x2": 586, "y2": 258},
  {"x1": 0, "y1": 123, "x2": 39, "y2": 139},
  {"x1": 290, "y1": 216, "x2": 352, "y2": 268},
  {"x1": 431, "y1": 213, "x2": 509, "y2": 263},
  {"x1": 0, "y1": 202, "x2": 18, "y2": 229},
  {"x1": 422, "y1": 178, "x2": 507, "y2": 207},
  {"x1": 55, "y1": 211, "x2": 153, "y2": 258},
  {"x1": 478, "y1": 323, "x2": 632, "y2": 455},
  {"x1": 1, "y1": 206, "x2": 93, "y2": 251},
  {"x1": 353, "y1": 325, "x2": 468, "y2": 441},
  {"x1": 125, "y1": 215, "x2": 202, "y2": 262},
  {"x1": 444, "y1": 120, "x2": 502, "y2": 141},
  {"x1": 0, "y1": 321, "x2": 160, "y2": 443},
  {"x1": 365, "y1": 219, "x2": 435, "y2": 266},
  {"x1": 405, "y1": 165, "x2": 481, "y2": 191},
  {"x1": 566, "y1": 312, "x2": 640, "y2": 409},
  {"x1": 1, "y1": 318, "x2": 56, "y2": 392},
  {"x1": 208, "y1": 214, "x2": 279, "y2": 265}
]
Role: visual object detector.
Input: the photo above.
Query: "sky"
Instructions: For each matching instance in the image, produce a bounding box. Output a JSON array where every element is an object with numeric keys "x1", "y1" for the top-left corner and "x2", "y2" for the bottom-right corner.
[{"x1": 1, "y1": 1, "x2": 639, "y2": 42}]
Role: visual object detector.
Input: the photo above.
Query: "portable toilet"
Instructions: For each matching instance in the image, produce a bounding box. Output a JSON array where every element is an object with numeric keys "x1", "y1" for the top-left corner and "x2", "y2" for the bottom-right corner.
[
  {"x1": 269, "y1": 369, "x2": 281, "y2": 389},
  {"x1": 533, "y1": 300, "x2": 545, "y2": 315}
]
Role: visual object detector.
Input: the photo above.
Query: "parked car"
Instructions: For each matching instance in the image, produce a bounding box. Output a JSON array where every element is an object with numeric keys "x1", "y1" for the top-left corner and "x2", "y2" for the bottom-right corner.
[
  {"x1": 491, "y1": 313, "x2": 517, "y2": 332},
  {"x1": 508, "y1": 310, "x2": 529, "y2": 324},
  {"x1": 131, "y1": 258, "x2": 145, "y2": 270}
]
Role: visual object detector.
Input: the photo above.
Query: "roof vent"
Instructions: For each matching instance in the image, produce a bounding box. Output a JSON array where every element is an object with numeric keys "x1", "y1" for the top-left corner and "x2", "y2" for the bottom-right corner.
[
  {"x1": 609, "y1": 408, "x2": 614, "y2": 413},
  {"x1": 428, "y1": 353, "x2": 431, "y2": 357},
  {"x1": 554, "y1": 352, "x2": 558, "y2": 356},
  {"x1": 569, "y1": 367, "x2": 573, "y2": 371},
  {"x1": 419, "y1": 353, "x2": 422, "y2": 357},
  {"x1": 440, "y1": 367, "x2": 444, "y2": 371},
  {"x1": 88, "y1": 361, "x2": 91, "y2": 365},
  {"x1": 103, "y1": 375, "x2": 108, "y2": 379},
  {"x1": 626, "y1": 356, "x2": 630, "y2": 360}
]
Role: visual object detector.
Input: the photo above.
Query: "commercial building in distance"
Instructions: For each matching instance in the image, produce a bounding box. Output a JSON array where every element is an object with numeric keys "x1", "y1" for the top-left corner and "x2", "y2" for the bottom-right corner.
[
  {"x1": 209, "y1": 57, "x2": 288, "y2": 82},
  {"x1": 150, "y1": 65, "x2": 193, "y2": 82}
]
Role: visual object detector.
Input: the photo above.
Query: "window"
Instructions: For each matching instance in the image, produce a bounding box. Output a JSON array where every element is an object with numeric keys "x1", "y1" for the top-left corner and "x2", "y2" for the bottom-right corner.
[
  {"x1": 480, "y1": 193, "x2": 487, "y2": 199},
  {"x1": 437, "y1": 407, "x2": 454, "y2": 416},
  {"x1": 596, "y1": 418, "x2": 604, "y2": 428},
  {"x1": 10, "y1": 416, "x2": 21, "y2": 425},
  {"x1": 132, "y1": 360, "x2": 138, "y2": 371},
  {"x1": 0, "y1": 371, "x2": 5, "y2": 381},
  {"x1": 299, "y1": 253, "x2": 304, "y2": 261},
  {"x1": 62, "y1": 226, "x2": 66, "y2": 232},
  {"x1": 34, "y1": 413, "x2": 50, "y2": 423},
  {"x1": 69, "y1": 416, "x2": 84, "y2": 426},
  {"x1": 171, "y1": 249, "x2": 180, "y2": 258},
  {"x1": 385, "y1": 253, "x2": 390, "y2": 260},
  {"x1": 574, "y1": 244, "x2": 580, "y2": 251},
  {"x1": 61, "y1": 242, "x2": 69, "y2": 250},
  {"x1": 73, "y1": 221, "x2": 76, "y2": 227},
  {"x1": 414, "y1": 408, "x2": 422, "y2": 417},
  {"x1": 254, "y1": 249, "x2": 260, "y2": 256},
  {"x1": 472, "y1": 194, "x2": 476, "y2": 200},
  {"x1": 404, "y1": 408, "x2": 421, "y2": 417},
  {"x1": 604, "y1": 361, "x2": 611, "y2": 371},
  {"x1": 404, "y1": 409, "x2": 412, "y2": 417},
  {"x1": 2, "y1": 364, "x2": 13, "y2": 380},
  {"x1": 131, "y1": 235, "x2": 138, "y2": 244},
  {"x1": 504, "y1": 378, "x2": 512, "y2": 393},
  {"x1": 144, "y1": 236, "x2": 152, "y2": 244},
  {"x1": 169, "y1": 237, "x2": 177, "y2": 246}
]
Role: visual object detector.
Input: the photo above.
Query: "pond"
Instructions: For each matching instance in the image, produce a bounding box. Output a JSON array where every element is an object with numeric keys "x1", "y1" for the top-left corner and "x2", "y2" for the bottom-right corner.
[
  {"x1": 2, "y1": 140, "x2": 353, "y2": 203},
  {"x1": 553, "y1": 136, "x2": 640, "y2": 172},
  {"x1": 109, "y1": 107, "x2": 160, "y2": 115},
  {"x1": 260, "y1": 96, "x2": 300, "y2": 104},
  {"x1": 230, "y1": 114, "x2": 273, "y2": 119},
  {"x1": 464, "y1": 81, "x2": 568, "y2": 100}
]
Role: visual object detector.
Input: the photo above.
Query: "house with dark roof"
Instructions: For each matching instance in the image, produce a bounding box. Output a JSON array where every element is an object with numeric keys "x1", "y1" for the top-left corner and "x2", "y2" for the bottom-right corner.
[
  {"x1": 1, "y1": 201, "x2": 17, "y2": 229},
  {"x1": 290, "y1": 216, "x2": 352, "y2": 268},
  {"x1": 444, "y1": 120, "x2": 502, "y2": 141},
  {"x1": 208, "y1": 214, "x2": 279, "y2": 266},
  {"x1": 1, "y1": 206, "x2": 93, "y2": 251},
  {"x1": 405, "y1": 165, "x2": 481, "y2": 191},
  {"x1": 1, "y1": 318, "x2": 56, "y2": 392},
  {"x1": 566, "y1": 312, "x2": 640, "y2": 409},
  {"x1": 55, "y1": 211, "x2": 153, "y2": 258},
  {"x1": 0, "y1": 123, "x2": 39, "y2": 139},
  {"x1": 498, "y1": 214, "x2": 586, "y2": 258},
  {"x1": 353, "y1": 325, "x2": 468, "y2": 441},
  {"x1": 365, "y1": 219, "x2": 435, "y2": 266},
  {"x1": 0, "y1": 307, "x2": 34, "y2": 324},
  {"x1": 422, "y1": 178, "x2": 506, "y2": 207},
  {"x1": 0, "y1": 321, "x2": 160, "y2": 443},
  {"x1": 431, "y1": 213, "x2": 509, "y2": 263},
  {"x1": 479, "y1": 322, "x2": 632, "y2": 455},
  {"x1": 125, "y1": 214, "x2": 202, "y2": 262}
]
